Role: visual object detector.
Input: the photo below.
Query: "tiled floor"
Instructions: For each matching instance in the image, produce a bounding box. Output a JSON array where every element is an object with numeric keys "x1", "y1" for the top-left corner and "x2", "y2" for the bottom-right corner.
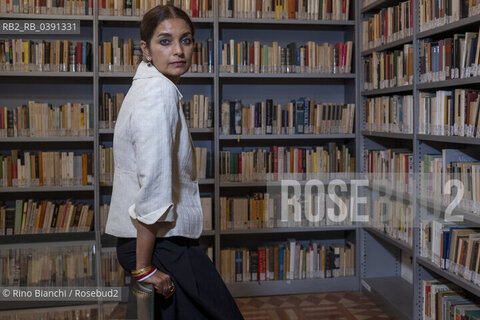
[{"x1": 235, "y1": 292, "x2": 390, "y2": 320}]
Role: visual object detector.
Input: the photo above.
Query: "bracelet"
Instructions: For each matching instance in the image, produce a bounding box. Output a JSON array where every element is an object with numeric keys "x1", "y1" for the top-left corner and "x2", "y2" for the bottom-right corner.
[
  {"x1": 131, "y1": 265, "x2": 154, "y2": 277},
  {"x1": 134, "y1": 267, "x2": 157, "y2": 282}
]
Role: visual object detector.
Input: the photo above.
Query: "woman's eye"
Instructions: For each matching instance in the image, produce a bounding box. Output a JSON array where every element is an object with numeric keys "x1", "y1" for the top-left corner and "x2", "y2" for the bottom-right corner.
[
  {"x1": 182, "y1": 38, "x2": 193, "y2": 45},
  {"x1": 159, "y1": 39, "x2": 170, "y2": 45}
]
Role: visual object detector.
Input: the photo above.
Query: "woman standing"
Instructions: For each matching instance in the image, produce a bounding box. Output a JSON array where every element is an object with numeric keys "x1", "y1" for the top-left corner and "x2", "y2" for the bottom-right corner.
[{"x1": 105, "y1": 5, "x2": 244, "y2": 319}]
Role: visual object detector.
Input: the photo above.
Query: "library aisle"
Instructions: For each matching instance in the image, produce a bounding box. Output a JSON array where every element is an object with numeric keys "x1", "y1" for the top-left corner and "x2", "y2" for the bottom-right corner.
[{"x1": 235, "y1": 292, "x2": 389, "y2": 320}]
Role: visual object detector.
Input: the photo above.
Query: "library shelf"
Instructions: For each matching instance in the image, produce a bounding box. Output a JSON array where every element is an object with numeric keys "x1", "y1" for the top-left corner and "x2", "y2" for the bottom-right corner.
[
  {"x1": 0, "y1": 13, "x2": 93, "y2": 20},
  {"x1": 0, "y1": 72, "x2": 94, "y2": 77},
  {"x1": 220, "y1": 226, "x2": 356, "y2": 235},
  {"x1": 219, "y1": 179, "x2": 355, "y2": 188},
  {"x1": 0, "y1": 137, "x2": 94, "y2": 143},
  {"x1": 365, "y1": 227, "x2": 413, "y2": 255},
  {"x1": 361, "y1": 35, "x2": 413, "y2": 56},
  {"x1": 417, "y1": 76, "x2": 480, "y2": 90},
  {"x1": 0, "y1": 301, "x2": 99, "y2": 311},
  {"x1": 218, "y1": 18, "x2": 355, "y2": 26},
  {"x1": 98, "y1": 15, "x2": 213, "y2": 23},
  {"x1": 227, "y1": 276, "x2": 358, "y2": 297},
  {"x1": 367, "y1": 183, "x2": 414, "y2": 204},
  {"x1": 417, "y1": 134, "x2": 480, "y2": 145},
  {"x1": 417, "y1": 197, "x2": 480, "y2": 226},
  {"x1": 361, "y1": 276, "x2": 413, "y2": 320},
  {"x1": 99, "y1": 128, "x2": 213, "y2": 135},
  {"x1": 417, "y1": 256, "x2": 480, "y2": 297},
  {"x1": 417, "y1": 14, "x2": 480, "y2": 39},
  {"x1": 219, "y1": 134, "x2": 355, "y2": 141},
  {"x1": 361, "y1": 0, "x2": 401, "y2": 13},
  {"x1": 362, "y1": 131, "x2": 414, "y2": 140},
  {"x1": 361, "y1": 85, "x2": 414, "y2": 96},
  {"x1": 219, "y1": 73, "x2": 356, "y2": 79},
  {"x1": 0, "y1": 232, "x2": 96, "y2": 245},
  {"x1": 0, "y1": 186, "x2": 94, "y2": 193},
  {"x1": 100, "y1": 178, "x2": 213, "y2": 188},
  {"x1": 99, "y1": 72, "x2": 214, "y2": 78}
]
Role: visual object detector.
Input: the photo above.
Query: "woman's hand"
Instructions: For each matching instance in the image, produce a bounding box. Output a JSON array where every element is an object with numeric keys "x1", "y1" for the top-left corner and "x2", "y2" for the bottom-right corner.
[{"x1": 141, "y1": 269, "x2": 176, "y2": 298}]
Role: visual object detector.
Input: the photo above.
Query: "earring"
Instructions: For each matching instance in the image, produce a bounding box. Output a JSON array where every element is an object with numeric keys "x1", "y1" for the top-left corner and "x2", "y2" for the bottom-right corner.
[{"x1": 147, "y1": 57, "x2": 152, "y2": 67}]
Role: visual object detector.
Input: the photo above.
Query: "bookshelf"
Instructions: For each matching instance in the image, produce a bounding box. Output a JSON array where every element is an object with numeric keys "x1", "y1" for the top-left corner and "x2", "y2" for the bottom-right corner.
[
  {"x1": 360, "y1": 0, "x2": 480, "y2": 318},
  {"x1": 7, "y1": 0, "x2": 480, "y2": 317}
]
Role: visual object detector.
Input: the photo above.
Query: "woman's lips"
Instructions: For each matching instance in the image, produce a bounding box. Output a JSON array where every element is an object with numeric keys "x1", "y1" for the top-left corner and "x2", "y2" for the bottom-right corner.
[{"x1": 171, "y1": 61, "x2": 186, "y2": 67}]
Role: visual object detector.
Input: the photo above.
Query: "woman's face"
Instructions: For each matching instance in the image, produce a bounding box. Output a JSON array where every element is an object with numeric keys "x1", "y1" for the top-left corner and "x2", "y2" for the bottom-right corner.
[{"x1": 141, "y1": 18, "x2": 194, "y2": 83}]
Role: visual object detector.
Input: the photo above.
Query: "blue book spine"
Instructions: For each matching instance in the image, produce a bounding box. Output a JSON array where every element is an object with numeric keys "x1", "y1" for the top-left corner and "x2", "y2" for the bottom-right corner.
[
  {"x1": 235, "y1": 250, "x2": 243, "y2": 282},
  {"x1": 82, "y1": 41, "x2": 87, "y2": 66},
  {"x1": 279, "y1": 246, "x2": 284, "y2": 280}
]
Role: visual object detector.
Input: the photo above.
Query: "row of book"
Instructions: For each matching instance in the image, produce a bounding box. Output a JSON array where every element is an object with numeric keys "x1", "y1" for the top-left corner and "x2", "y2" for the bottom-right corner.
[
  {"x1": 220, "y1": 193, "x2": 354, "y2": 230},
  {"x1": 219, "y1": 143, "x2": 355, "y2": 182},
  {"x1": 0, "y1": 102, "x2": 94, "y2": 138},
  {"x1": 220, "y1": 99, "x2": 355, "y2": 136},
  {"x1": 361, "y1": 0, "x2": 413, "y2": 51},
  {"x1": 365, "y1": 149, "x2": 414, "y2": 195},
  {"x1": 419, "y1": 31, "x2": 480, "y2": 83},
  {"x1": 0, "y1": 40, "x2": 93, "y2": 72},
  {"x1": 219, "y1": 40, "x2": 353, "y2": 74},
  {"x1": 0, "y1": 150, "x2": 94, "y2": 188},
  {"x1": 101, "y1": 248, "x2": 126, "y2": 287},
  {"x1": 0, "y1": 0, "x2": 93, "y2": 15},
  {"x1": 0, "y1": 199, "x2": 94, "y2": 236},
  {"x1": 99, "y1": 92, "x2": 125, "y2": 130},
  {"x1": 422, "y1": 279, "x2": 480, "y2": 320},
  {"x1": 0, "y1": 245, "x2": 95, "y2": 286},
  {"x1": 219, "y1": 0, "x2": 350, "y2": 20},
  {"x1": 98, "y1": 0, "x2": 213, "y2": 17},
  {"x1": 421, "y1": 220, "x2": 480, "y2": 288},
  {"x1": 99, "y1": 197, "x2": 213, "y2": 232},
  {"x1": 0, "y1": 304, "x2": 123, "y2": 320},
  {"x1": 220, "y1": 240, "x2": 355, "y2": 283},
  {"x1": 98, "y1": 145, "x2": 210, "y2": 184},
  {"x1": 363, "y1": 44, "x2": 414, "y2": 91},
  {"x1": 365, "y1": 95, "x2": 414, "y2": 134},
  {"x1": 98, "y1": 38, "x2": 213, "y2": 73},
  {"x1": 419, "y1": 0, "x2": 480, "y2": 32},
  {"x1": 420, "y1": 149, "x2": 480, "y2": 214},
  {"x1": 182, "y1": 95, "x2": 214, "y2": 129},
  {"x1": 419, "y1": 90, "x2": 480, "y2": 137},
  {"x1": 366, "y1": 196, "x2": 414, "y2": 247}
]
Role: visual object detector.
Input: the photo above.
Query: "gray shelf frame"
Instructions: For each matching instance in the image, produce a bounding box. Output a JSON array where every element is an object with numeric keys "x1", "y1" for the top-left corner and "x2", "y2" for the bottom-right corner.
[
  {"x1": 218, "y1": 18, "x2": 355, "y2": 26},
  {"x1": 361, "y1": 35, "x2": 413, "y2": 56},
  {"x1": 219, "y1": 133, "x2": 355, "y2": 140},
  {"x1": 417, "y1": 257, "x2": 480, "y2": 297},
  {"x1": 365, "y1": 227, "x2": 413, "y2": 255},
  {"x1": 0, "y1": 137, "x2": 94, "y2": 142},
  {"x1": 219, "y1": 72, "x2": 356, "y2": 79},
  {"x1": 417, "y1": 76, "x2": 480, "y2": 90},
  {"x1": 361, "y1": 277, "x2": 413, "y2": 320},
  {"x1": 0, "y1": 232, "x2": 96, "y2": 244},
  {"x1": 220, "y1": 226, "x2": 356, "y2": 235},
  {"x1": 99, "y1": 72, "x2": 214, "y2": 78},
  {"x1": 416, "y1": 14, "x2": 480, "y2": 39},
  {"x1": 417, "y1": 134, "x2": 480, "y2": 145},
  {"x1": 361, "y1": 0, "x2": 402, "y2": 13},
  {"x1": 362, "y1": 131, "x2": 414, "y2": 140},
  {"x1": 0, "y1": 13, "x2": 94, "y2": 20},
  {"x1": 228, "y1": 276, "x2": 359, "y2": 297},
  {"x1": 362, "y1": 85, "x2": 414, "y2": 96},
  {"x1": 0, "y1": 72, "x2": 94, "y2": 77},
  {"x1": 0, "y1": 186, "x2": 94, "y2": 192}
]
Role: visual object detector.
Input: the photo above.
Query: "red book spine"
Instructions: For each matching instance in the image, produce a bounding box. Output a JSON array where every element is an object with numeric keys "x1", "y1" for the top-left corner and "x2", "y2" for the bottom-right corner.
[
  {"x1": 76, "y1": 42, "x2": 82, "y2": 66},
  {"x1": 239, "y1": 153, "x2": 242, "y2": 175},
  {"x1": 298, "y1": 149, "x2": 302, "y2": 173},
  {"x1": 273, "y1": 146, "x2": 278, "y2": 180},
  {"x1": 250, "y1": 44, "x2": 254, "y2": 68},
  {"x1": 192, "y1": 0, "x2": 198, "y2": 17}
]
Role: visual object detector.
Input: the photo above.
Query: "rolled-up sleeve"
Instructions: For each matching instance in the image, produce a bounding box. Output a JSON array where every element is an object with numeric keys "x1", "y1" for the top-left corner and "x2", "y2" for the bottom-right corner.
[{"x1": 128, "y1": 81, "x2": 178, "y2": 225}]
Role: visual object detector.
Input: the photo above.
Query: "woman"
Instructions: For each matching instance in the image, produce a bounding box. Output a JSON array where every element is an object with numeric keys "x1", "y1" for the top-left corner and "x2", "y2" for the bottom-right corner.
[{"x1": 105, "y1": 5, "x2": 244, "y2": 319}]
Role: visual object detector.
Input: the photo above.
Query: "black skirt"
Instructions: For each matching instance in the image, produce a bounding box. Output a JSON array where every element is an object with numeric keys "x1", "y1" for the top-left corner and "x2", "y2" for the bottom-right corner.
[{"x1": 117, "y1": 237, "x2": 244, "y2": 320}]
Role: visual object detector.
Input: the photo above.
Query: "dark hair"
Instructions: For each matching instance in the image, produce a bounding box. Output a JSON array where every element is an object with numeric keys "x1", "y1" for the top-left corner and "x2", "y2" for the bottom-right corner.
[{"x1": 140, "y1": 5, "x2": 195, "y2": 48}]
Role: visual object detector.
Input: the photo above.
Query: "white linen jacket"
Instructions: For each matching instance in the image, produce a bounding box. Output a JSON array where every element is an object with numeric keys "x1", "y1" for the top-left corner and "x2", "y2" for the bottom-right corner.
[{"x1": 105, "y1": 61, "x2": 203, "y2": 239}]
